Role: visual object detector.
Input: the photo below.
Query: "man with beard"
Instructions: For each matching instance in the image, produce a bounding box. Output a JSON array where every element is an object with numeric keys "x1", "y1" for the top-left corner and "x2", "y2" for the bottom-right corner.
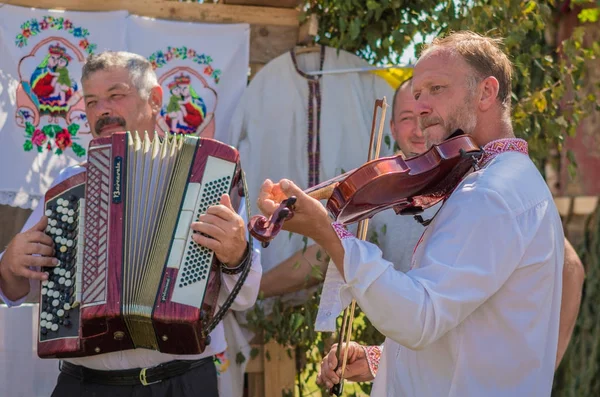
[
  {"x1": 315, "y1": 79, "x2": 585, "y2": 391},
  {"x1": 255, "y1": 31, "x2": 567, "y2": 396},
  {"x1": 0, "y1": 51, "x2": 262, "y2": 397}
]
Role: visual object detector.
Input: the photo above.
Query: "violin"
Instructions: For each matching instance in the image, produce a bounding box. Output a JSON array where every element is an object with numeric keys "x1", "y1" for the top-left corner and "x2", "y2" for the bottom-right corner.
[{"x1": 248, "y1": 131, "x2": 483, "y2": 247}]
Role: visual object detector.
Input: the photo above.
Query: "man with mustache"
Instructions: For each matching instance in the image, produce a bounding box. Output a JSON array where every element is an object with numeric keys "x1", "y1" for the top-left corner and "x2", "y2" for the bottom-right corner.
[
  {"x1": 256, "y1": 31, "x2": 571, "y2": 396},
  {"x1": 0, "y1": 51, "x2": 262, "y2": 397}
]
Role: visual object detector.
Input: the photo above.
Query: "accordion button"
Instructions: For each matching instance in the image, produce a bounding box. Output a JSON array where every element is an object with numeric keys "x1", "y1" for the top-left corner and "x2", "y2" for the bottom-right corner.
[
  {"x1": 42, "y1": 280, "x2": 49, "y2": 287},
  {"x1": 41, "y1": 328, "x2": 47, "y2": 335},
  {"x1": 47, "y1": 281, "x2": 55, "y2": 289},
  {"x1": 47, "y1": 314, "x2": 53, "y2": 321},
  {"x1": 51, "y1": 324, "x2": 59, "y2": 332},
  {"x1": 45, "y1": 209, "x2": 53, "y2": 217},
  {"x1": 205, "y1": 335, "x2": 211, "y2": 346},
  {"x1": 57, "y1": 206, "x2": 63, "y2": 213},
  {"x1": 57, "y1": 309, "x2": 64, "y2": 317},
  {"x1": 64, "y1": 319, "x2": 71, "y2": 327},
  {"x1": 41, "y1": 312, "x2": 47, "y2": 319},
  {"x1": 41, "y1": 288, "x2": 48, "y2": 296},
  {"x1": 52, "y1": 299, "x2": 59, "y2": 307}
]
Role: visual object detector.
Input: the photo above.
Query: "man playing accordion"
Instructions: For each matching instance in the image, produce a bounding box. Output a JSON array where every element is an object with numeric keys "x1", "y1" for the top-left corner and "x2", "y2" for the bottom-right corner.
[{"x1": 0, "y1": 51, "x2": 262, "y2": 397}]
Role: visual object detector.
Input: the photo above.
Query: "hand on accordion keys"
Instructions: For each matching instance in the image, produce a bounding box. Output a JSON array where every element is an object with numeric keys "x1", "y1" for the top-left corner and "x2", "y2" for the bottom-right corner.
[
  {"x1": 0, "y1": 216, "x2": 59, "y2": 301},
  {"x1": 190, "y1": 193, "x2": 248, "y2": 269}
]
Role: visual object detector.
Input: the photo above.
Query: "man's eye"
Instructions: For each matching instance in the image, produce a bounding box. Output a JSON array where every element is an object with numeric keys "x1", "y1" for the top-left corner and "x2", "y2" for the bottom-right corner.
[
  {"x1": 431, "y1": 85, "x2": 442, "y2": 92},
  {"x1": 86, "y1": 101, "x2": 96, "y2": 107},
  {"x1": 414, "y1": 93, "x2": 420, "y2": 100}
]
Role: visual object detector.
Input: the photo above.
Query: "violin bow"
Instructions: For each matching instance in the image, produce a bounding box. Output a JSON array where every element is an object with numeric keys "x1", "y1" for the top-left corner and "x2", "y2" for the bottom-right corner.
[{"x1": 330, "y1": 97, "x2": 388, "y2": 396}]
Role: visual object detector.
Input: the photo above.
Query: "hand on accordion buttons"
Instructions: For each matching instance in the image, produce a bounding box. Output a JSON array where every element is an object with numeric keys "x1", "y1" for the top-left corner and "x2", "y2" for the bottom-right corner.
[
  {"x1": 0, "y1": 216, "x2": 58, "y2": 284},
  {"x1": 190, "y1": 193, "x2": 247, "y2": 268}
]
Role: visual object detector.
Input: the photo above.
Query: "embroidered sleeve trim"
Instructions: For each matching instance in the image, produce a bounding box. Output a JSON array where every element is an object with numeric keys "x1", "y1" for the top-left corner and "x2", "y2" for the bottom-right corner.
[
  {"x1": 331, "y1": 222, "x2": 354, "y2": 240},
  {"x1": 362, "y1": 344, "x2": 382, "y2": 378}
]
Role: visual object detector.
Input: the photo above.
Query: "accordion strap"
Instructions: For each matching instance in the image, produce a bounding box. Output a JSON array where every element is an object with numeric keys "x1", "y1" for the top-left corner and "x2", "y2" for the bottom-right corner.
[{"x1": 202, "y1": 170, "x2": 254, "y2": 337}]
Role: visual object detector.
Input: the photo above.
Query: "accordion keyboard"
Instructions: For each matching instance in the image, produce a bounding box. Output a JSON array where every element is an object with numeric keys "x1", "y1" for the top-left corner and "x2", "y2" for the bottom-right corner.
[{"x1": 39, "y1": 191, "x2": 85, "y2": 340}]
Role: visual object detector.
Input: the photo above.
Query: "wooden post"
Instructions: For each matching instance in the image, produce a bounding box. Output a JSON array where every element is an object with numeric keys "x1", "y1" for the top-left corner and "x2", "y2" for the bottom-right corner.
[{"x1": 245, "y1": 340, "x2": 296, "y2": 397}]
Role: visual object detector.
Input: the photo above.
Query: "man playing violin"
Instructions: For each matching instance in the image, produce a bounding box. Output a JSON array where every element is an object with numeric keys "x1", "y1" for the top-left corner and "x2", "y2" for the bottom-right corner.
[
  {"x1": 256, "y1": 31, "x2": 578, "y2": 396},
  {"x1": 316, "y1": 78, "x2": 585, "y2": 390}
]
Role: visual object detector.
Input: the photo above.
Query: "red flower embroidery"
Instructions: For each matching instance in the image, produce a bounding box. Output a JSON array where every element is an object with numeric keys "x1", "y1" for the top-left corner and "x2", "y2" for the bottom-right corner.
[
  {"x1": 79, "y1": 39, "x2": 89, "y2": 49},
  {"x1": 31, "y1": 129, "x2": 47, "y2": 147},
  {"x1": 55, "y1": 130, "x2": 72, "y2": 151},
  {"x1": 204, "y1": 66, "x2": 213, "y2": 76}
]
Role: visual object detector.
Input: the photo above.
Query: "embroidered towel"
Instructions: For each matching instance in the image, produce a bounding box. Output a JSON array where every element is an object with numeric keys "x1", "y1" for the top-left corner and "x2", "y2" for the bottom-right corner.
[
  {"x1": 0, "y1": 3, "x2": 127, "y2": 210},
  {"x1": 126, "y1": 15, "x2": 249, "y2": 144}
]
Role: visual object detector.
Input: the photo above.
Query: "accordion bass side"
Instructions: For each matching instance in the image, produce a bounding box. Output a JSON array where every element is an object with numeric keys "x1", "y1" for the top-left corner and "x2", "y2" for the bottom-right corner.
[{"x1": 38, "y1": 131, "x2": 248, "y2": 358}]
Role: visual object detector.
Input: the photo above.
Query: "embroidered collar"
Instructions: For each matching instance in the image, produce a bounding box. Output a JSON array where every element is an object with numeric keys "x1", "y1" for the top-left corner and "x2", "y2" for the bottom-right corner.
[{"x1": 478, "y1": 138, "x2": 528, "y2": 167}]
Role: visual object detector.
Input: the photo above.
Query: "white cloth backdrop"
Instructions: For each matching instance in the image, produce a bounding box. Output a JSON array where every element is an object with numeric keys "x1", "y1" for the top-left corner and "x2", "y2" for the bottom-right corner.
[
  {"x1": 0, "y1": 4, "x2": 128, "y2": 210},
  {"x1": 127, "y1": 15, "x2": 249, "y2": 144}
]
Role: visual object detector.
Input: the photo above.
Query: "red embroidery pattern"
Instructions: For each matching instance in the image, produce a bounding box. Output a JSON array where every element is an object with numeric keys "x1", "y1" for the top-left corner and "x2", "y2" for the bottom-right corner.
[
  {"x1": 478, "y1": 138, "x2": 528, "y2": 167},
  {"x1": 363, "y1": 345, "x2": 382, "y2": 378},
  {"x1": 331, "y1": 222, "x2": 354, "y2": 240}
]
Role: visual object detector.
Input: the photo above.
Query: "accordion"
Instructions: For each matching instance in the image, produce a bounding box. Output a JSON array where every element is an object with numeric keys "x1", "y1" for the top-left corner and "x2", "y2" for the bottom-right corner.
[{"x1": 37, "y1": 131, "x2": 251, "y2": 358}]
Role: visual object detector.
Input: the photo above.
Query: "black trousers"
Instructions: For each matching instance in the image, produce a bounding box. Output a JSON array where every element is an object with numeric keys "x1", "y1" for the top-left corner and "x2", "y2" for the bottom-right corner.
[{"x1": 50, "y1": 360, "x2": 219, "y2": 397}]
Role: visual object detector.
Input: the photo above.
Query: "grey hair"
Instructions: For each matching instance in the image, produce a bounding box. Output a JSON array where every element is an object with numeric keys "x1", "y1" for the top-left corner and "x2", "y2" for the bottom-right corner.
[{"x1": 81, "y1": 51, "x2": 158, "y2": 99}]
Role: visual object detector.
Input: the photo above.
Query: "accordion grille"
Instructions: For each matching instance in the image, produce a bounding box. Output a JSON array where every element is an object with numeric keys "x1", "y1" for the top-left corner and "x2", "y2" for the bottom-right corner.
[{"x1": 121, "y1": 133, "x2": 197, "y2": 350}]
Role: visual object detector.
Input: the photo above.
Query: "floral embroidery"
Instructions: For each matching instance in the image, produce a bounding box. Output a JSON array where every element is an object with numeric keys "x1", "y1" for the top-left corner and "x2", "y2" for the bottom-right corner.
[
  {"x1": 14, "y1": 17, "x2": 96, "y2": 157},
  {"x1": 363, "y1": 345, "x2": 382, "y2": 378},
  {"x1": 148, "y1": 46, "x2": 222, "y2": 83},
  {"x1": 16, "y1": 16, "x2": 97, "y2": 54},
  {"x1": 478, "y1": 138, "x2": 528, "y2": 167},
  {"x1": 213, "y1": 351, "x2": 230, "y2": 375},
  {"x1": 332, "y1": 222, "x2": 354, "y2": 240}
]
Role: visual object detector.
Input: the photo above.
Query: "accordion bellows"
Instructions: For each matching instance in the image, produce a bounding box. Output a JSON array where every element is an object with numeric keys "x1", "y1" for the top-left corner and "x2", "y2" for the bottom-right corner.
[{"x1": 38, "y1": 131, "x2": 245, "y2": 358}]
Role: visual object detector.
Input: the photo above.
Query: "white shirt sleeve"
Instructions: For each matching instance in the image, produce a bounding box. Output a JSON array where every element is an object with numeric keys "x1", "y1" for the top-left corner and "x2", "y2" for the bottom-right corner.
[
  {"x1": 217, "y1": 197, "x2": 262, "y2": 311},
  {"x1": 338, "y1": 187, "x2": 527, "y2": 350}
]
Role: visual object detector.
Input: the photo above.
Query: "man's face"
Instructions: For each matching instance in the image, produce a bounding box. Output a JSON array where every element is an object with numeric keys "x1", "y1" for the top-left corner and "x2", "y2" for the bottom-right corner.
[
  {"x1": 411, "y1": 50, "x2": 478, "y2": 148},
  {"x1": 82, "y1": 67, "x2": 160, "y2": 138},
  {"x1": 390, "y1": 83, "x2": 425, "y2": 158}
]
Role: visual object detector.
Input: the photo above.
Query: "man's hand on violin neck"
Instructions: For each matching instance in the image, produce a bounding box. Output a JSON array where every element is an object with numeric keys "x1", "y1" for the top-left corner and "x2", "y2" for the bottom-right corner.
[
  {"x1": 256, "y1": 178, "x2": 331, "y2": 241},
  {"x1": 257, "y1": 178, "x2": 346, "y2": 275}
]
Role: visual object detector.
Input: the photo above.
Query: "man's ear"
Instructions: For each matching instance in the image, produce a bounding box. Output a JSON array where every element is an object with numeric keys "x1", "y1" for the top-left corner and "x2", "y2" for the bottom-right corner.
[
  {"x1": 479, "y1": 76, "x2": 500, "y2": 112},
  {"x1": 149, "y1": 85, "x2": 163, "y2": 114}
]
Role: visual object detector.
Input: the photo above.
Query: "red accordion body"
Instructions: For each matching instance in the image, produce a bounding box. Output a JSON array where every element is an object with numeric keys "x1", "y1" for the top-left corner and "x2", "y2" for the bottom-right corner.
[{"x1": 38, "y1": 131, "x2": 244, "y2": 358}]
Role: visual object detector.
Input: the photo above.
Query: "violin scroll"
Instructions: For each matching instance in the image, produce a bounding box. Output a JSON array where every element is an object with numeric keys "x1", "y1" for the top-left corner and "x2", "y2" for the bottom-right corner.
[{"x1": 248, "y1": 196, "x2": 297, "y2": 248}]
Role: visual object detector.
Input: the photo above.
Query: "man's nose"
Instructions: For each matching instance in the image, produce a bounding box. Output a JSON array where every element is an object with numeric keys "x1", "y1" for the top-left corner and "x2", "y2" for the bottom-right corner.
[{"x1": 416, "y1": 98, "x2": 432, "y2": 117}]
